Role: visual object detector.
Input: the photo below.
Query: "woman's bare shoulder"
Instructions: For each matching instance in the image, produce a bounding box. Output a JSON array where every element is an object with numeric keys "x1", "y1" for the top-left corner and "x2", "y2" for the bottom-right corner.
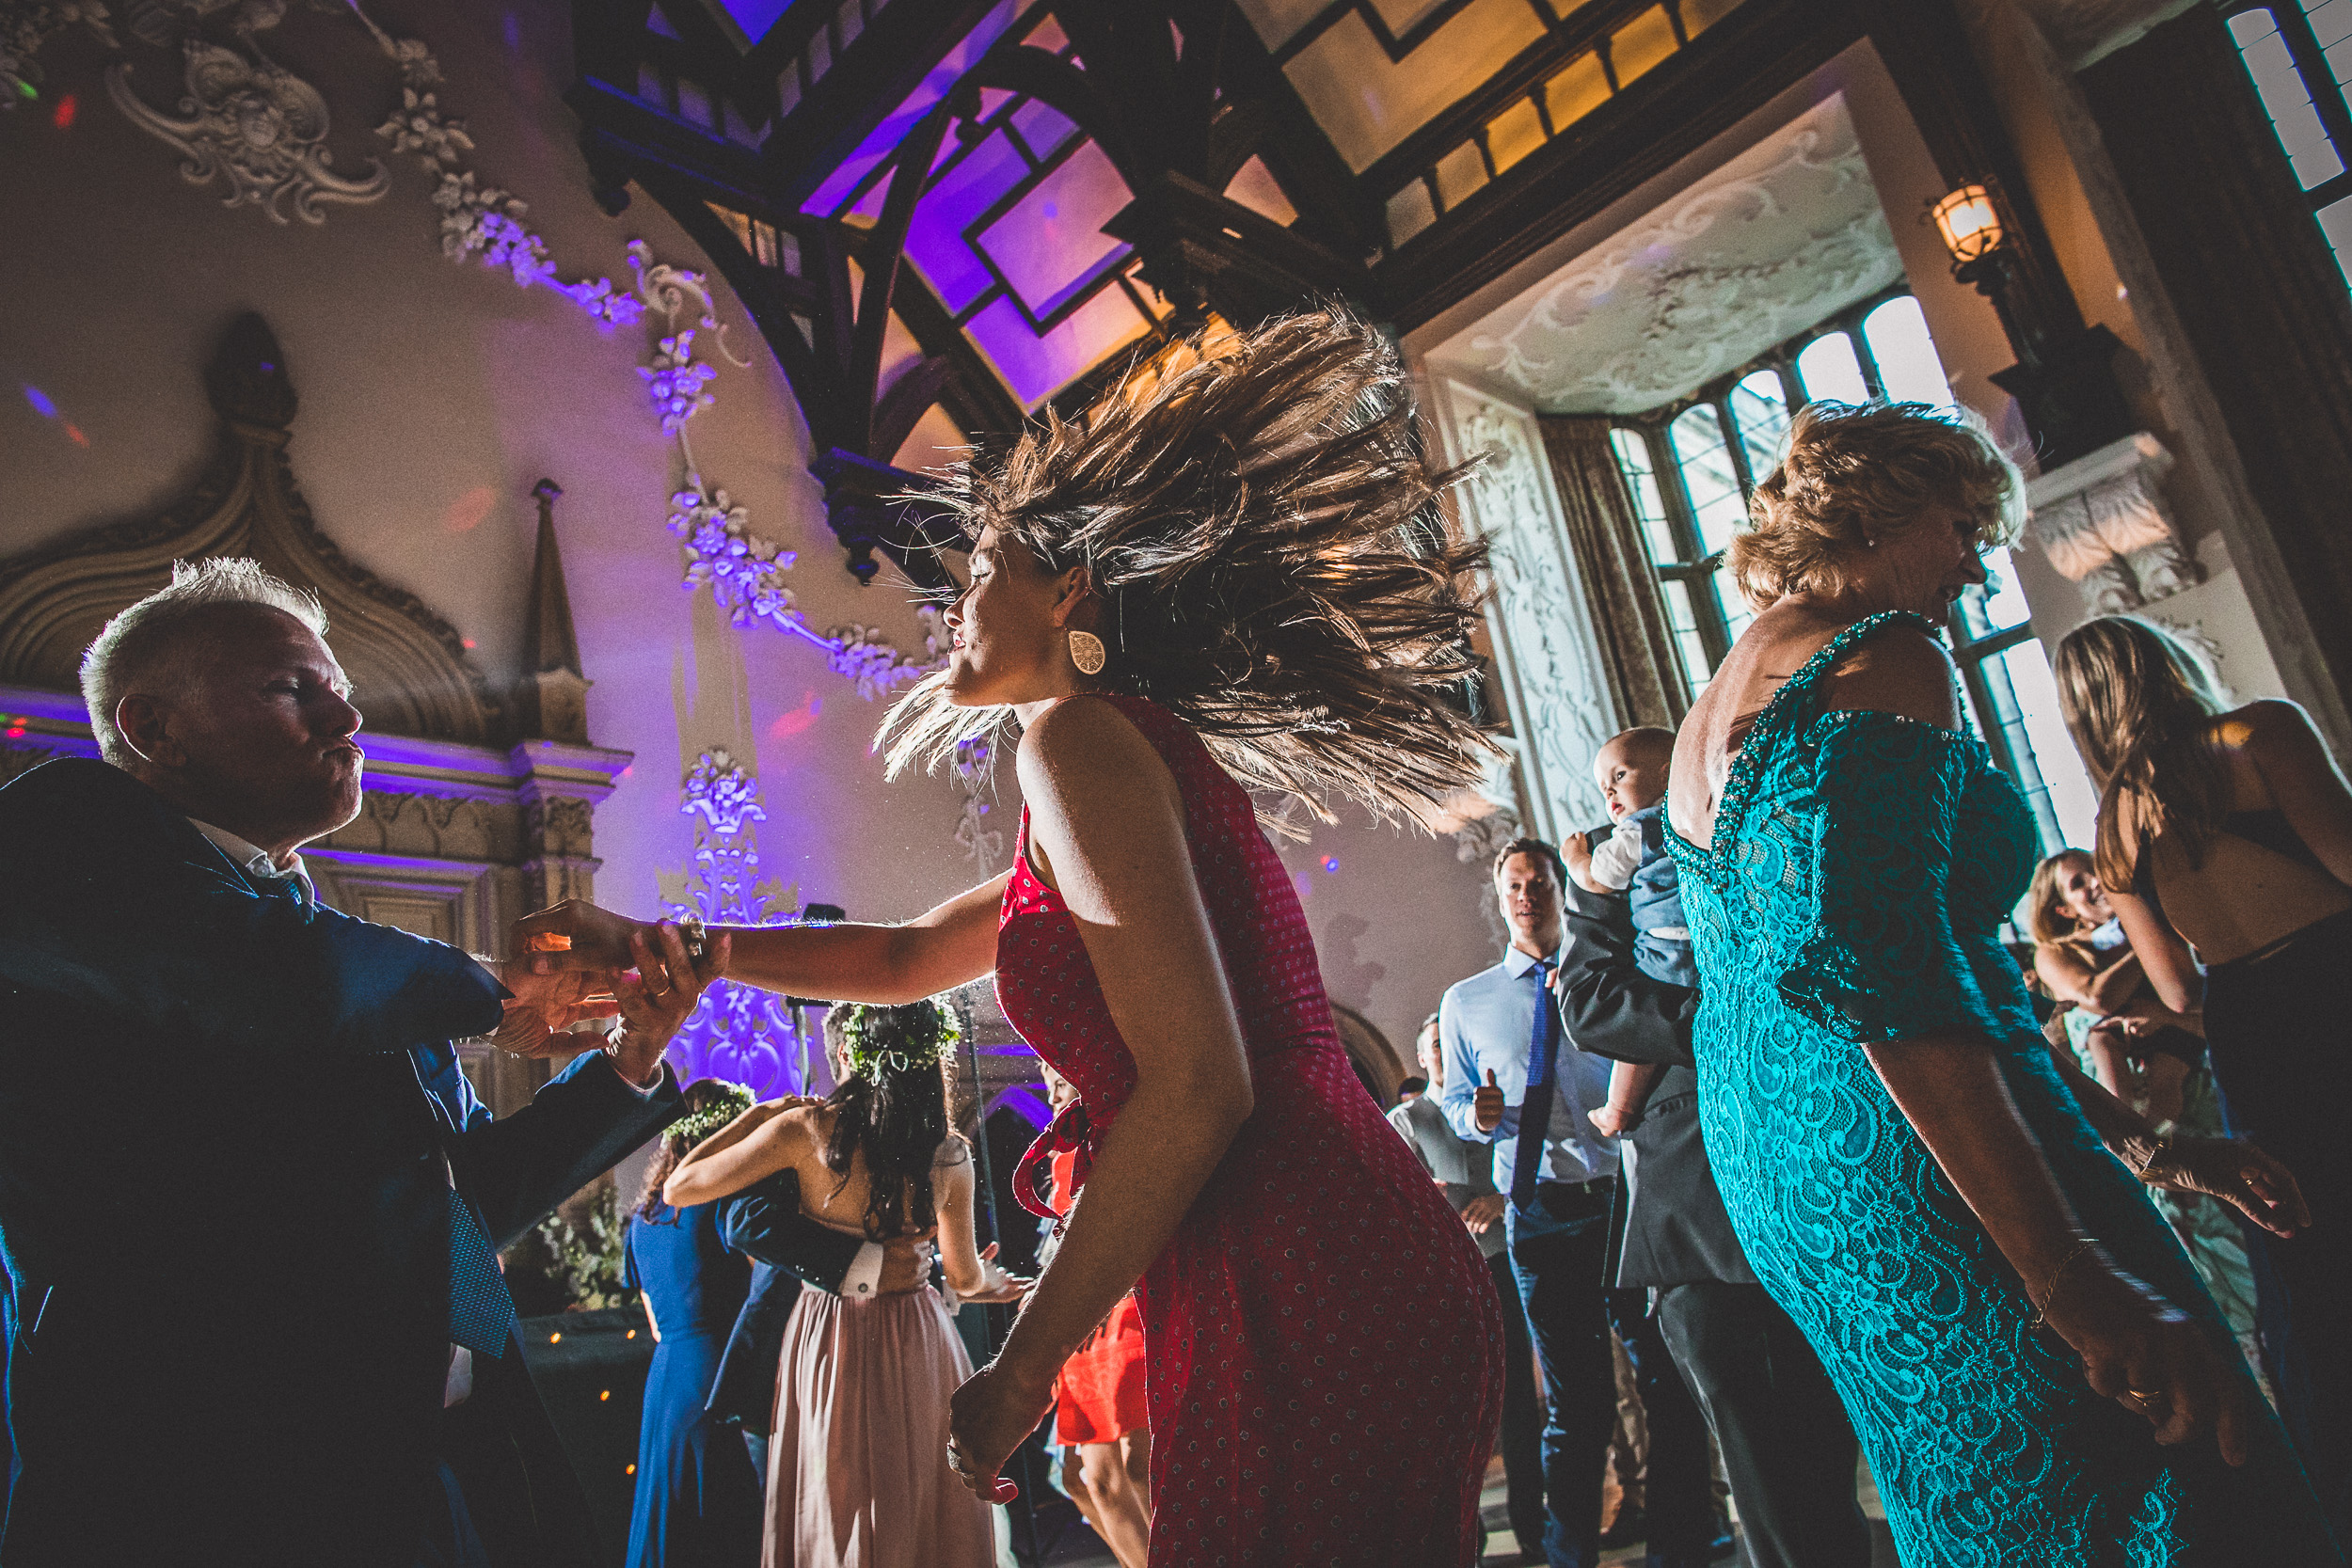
[
  {"x1": 2217, "y1": 698, "x2": 2324, "y2": 755},
  {"x1": 2034, "y1": 941, "x2": 2092, "y2": 985},
  {"x1": 932, "y1": 1132, "x2": 973, "y2": 1170},
  {"x1": 1816, "y1": 622, "x2": 1962, "y2": 729}
]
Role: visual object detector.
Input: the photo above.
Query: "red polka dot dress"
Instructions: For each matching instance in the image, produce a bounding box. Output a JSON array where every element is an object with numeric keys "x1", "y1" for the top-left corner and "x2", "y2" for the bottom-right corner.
[{"x1": 997, "y1": 694, "x2": 1503, "y2": 1568}]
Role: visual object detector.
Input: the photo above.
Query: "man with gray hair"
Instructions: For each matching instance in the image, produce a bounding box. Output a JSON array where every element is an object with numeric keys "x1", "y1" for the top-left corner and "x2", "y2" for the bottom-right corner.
[{"x1": 0, "y1": 559, "x2": 698, "y2": 1566}]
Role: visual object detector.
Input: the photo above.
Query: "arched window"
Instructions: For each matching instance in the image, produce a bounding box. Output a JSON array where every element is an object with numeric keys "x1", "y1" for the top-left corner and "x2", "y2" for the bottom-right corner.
[{"x1": 1606, "y1": 287, "x2": 2098, "y2": 851}]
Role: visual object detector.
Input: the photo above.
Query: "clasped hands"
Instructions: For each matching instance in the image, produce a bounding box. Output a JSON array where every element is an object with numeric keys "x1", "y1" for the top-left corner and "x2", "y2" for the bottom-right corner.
[{"x1": 491, "y1": 899, "x2": 729, "y2": 1088}]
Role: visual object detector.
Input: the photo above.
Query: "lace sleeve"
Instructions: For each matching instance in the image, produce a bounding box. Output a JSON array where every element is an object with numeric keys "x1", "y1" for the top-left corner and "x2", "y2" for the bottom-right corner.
[{"x1": 1775, "y1": 712, "x2": 2007, "y2": 1047}]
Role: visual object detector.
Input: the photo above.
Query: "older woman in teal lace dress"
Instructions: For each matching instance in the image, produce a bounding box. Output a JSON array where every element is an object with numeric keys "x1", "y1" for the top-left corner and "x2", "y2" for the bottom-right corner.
[{"x1": 1664, "y1": 403, "x2": 2337, "y2": 1565}]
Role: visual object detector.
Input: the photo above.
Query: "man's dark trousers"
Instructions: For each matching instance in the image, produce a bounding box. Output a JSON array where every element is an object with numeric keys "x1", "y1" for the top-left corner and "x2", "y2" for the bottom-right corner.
[
  {"x1": 1509, "y1": 1180, "x2": 1715, "y2": 1568},
  {"x1": 1657, "y1": 1282, "x2": 1867, "y2": 1568},
  {"x1": 1491, "y1": 1245, "x2": 1548, "y2": 1552}
]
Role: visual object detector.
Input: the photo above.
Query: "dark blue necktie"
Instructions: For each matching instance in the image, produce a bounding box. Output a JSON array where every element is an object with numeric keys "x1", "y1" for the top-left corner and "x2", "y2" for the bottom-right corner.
[
  {"x1": 1510, "y1": 958, "x2": 1559, "y2": 1212},
  {"x1": 444, "y1": 1186, "x2": 516, "y2": 1356}
]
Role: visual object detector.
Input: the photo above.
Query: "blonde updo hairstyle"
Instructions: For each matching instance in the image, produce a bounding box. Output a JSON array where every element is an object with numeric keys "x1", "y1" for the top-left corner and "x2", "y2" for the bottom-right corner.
[{"x1": 1729, "y1": 401, "x2": 2026, "y2": 610}]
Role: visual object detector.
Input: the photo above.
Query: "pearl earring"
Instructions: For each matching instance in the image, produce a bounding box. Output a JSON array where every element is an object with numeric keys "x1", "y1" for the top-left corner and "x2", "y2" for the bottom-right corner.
[{"x1": 1068, "y1": 629, "x2": 1107, "y2": 675}]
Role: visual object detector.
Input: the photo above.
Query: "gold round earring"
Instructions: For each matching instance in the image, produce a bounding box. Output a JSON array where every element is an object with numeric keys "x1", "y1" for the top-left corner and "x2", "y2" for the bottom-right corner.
[{"x1": 1068, "y1": 628, "x2": 1107, "y2": 675}]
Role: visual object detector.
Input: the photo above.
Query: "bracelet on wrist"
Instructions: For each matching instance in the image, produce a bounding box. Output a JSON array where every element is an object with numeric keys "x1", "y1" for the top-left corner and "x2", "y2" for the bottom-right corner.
[
  {"x1": 2120, "y1": 1132, "x2": 2176, "y2": 1181},
  {"x1": 2029, "y1": 1237, "x2": 2097, "y2": 1329}
]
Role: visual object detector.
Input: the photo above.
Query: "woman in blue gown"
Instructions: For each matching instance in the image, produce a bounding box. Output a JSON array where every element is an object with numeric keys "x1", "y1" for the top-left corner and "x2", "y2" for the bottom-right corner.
[
  {"x1": 1663, "y1": 401, "x2": 2338, "y2": 1565},
  {"x1": 623, "y1": 1079, "x2": 767, "y2": 1568}
]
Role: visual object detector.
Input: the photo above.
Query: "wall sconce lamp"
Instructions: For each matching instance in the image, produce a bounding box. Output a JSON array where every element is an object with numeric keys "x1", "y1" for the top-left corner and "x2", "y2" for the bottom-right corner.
[{"x1": 1930, "y1": 183, "x2": 2009, "y2": 293}]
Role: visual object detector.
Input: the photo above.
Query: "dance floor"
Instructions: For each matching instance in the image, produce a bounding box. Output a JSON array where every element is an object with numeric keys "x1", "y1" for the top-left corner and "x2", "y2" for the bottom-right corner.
[{"x1": 1026, "y1": 1450, "x2": 1901, "y2": 1565}]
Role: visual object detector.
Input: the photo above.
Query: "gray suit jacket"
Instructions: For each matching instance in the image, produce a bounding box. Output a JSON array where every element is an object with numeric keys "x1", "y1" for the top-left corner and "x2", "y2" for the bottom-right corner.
[{"x1": 1558, "y1": 874, "x2": 1757, "y2": 1290}]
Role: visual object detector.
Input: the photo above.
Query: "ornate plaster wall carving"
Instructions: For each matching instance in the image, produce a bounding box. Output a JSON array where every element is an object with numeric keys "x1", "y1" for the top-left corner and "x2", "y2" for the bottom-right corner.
[
  {"x1": 34, "y1": 0, "x2": 942, "y2": 703},
  {"x1": 0, "y1": 313, "x2": 505, "y2": 744},
  {"x1": 105, "y1": 37, "x2": 389, "y2": 223},
  {"x1": 662, "y1": 748, "x2": 818, "y2": 1099},
  {"x1": 2026, "y1": 432, "x2": 2202, "y2": 613},
  {"x1": 1435, "y1": 94, "x2": 1903, "y2": 414},
  {"x1": 953, "y1": 734, "x2": 1004, "y2": 875},
  {"x1": 1428, "y1": 376, "x2": 1617, "y2": 844}
]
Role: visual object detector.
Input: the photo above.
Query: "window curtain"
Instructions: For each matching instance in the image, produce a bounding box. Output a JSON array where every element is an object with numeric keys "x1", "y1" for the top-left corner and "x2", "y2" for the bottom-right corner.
[{"x1": 1536, "y1": 415, "x2": 1690, "y2": 729}]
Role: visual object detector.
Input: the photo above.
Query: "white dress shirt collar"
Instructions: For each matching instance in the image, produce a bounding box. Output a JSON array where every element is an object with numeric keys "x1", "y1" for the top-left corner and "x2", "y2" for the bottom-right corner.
[
  {"x1": 1501, "y1": 943, "x2": 1558, "y2": 979},
  {"x1": 188, "y1": 817, "x2": 314, "y2": 900}
]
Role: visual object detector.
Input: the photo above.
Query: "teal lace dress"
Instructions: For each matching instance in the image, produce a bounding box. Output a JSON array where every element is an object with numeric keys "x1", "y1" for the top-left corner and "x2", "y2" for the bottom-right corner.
[{"x1": 1667, "y1": 612, "x2": 2339, "y2": 1567}]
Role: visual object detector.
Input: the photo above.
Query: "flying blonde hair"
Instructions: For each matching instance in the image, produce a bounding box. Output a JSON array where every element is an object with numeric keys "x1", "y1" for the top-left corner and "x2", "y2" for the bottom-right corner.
[{"x1": 877, "y1": 309, "x2": 1494, "y2": 827}]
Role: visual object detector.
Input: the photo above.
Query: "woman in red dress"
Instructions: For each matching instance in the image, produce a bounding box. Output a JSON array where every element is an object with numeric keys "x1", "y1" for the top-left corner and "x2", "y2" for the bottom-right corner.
[{"x1": 519, "y1": 311, "x2": 1504, "y2": 1566}]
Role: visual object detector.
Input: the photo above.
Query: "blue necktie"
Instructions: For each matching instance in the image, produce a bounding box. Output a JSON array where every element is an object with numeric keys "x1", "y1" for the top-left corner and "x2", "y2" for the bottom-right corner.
[
  {"x1": 1510, "y1": 958, "x2": 1558, "y2": 1212},
  {"x1": 444, "y1": 1186, "x2": 516, "y2": 1356}
]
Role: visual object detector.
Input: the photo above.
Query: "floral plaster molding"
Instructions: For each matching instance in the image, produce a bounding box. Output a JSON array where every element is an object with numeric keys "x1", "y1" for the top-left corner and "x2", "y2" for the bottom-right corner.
[
  {"x1": 952, "y1": 734, "x2": 1003, "y2": 874},
  {"x1": 1431, "y1": 377, "x2": 1616, "y2": 843}
]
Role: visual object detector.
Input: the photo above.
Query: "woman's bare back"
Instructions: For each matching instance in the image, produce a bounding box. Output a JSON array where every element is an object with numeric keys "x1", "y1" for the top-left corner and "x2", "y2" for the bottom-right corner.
[
  {"x1": 777, "y1": 1103, "x2": 963, "y2": 1243},
  {"x1": 1669, "y1": 599, "x2": 1960, "y2": 851},
  {"x1": 2134, "y1": 704, "x2": 2352, "y2": 962}
]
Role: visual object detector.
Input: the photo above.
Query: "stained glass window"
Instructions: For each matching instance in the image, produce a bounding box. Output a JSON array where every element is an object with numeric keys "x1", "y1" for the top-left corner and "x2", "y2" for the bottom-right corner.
[{"x1": 806, "y1": 5, "x2": 1190, "y2": 411}]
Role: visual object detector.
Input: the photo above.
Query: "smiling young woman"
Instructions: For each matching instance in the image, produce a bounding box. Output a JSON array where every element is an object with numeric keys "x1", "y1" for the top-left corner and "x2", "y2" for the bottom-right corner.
[{"x1": 518, "y1": 310, "x2": 1507, "y2": 1568}]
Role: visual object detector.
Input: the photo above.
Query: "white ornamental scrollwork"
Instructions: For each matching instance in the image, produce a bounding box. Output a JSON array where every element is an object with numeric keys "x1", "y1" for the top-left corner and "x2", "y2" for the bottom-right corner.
[
  {"x1": 53, "y1": 0, "x2": 941, "y2": 705},
  {"x1": 665, "y1": 749, "x2": 814, "y2": 1098},
  {"x1": 629, "y1": 239, "x2": 753, "y2": 370},
  {"x1": 2027, "y1": 433, "x2": 2202, "y2": 614},
  {"x1": 105, "y1": 37, "x2": 389, "y2": 223}
]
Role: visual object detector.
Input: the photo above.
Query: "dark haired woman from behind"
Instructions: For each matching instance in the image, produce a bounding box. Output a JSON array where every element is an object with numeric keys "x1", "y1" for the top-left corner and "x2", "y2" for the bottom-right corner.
[
  {"x1": 2057, "y1": 614, "x2": 2352, "y2": 1532},
  {"x1": 622, "y1": 1078, "x2": 766, "y2": 1568},
  {"x1": 663, "y1": 1000, "x2": 1024, "y2": 1568},
  {"x1": 517, "y1": 310, "x2": 1504, "y2": 1565}
]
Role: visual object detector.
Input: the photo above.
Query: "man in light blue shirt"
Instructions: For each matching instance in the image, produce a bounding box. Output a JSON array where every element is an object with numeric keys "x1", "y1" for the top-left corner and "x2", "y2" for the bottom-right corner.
[{"x1": 1438, "y1": 837, "x2": 1624, "y2": 1568}]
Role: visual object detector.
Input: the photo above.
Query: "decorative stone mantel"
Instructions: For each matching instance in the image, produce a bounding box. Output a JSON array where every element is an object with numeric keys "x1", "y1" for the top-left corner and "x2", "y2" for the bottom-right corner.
[{"x1": 2026, "y1": 431, "x2": 2201, "y2": 614}]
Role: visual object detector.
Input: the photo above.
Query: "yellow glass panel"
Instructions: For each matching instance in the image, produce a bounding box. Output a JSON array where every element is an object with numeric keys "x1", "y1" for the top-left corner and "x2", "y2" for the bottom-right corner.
[
  {"x1": 1610, "y1": 7, "x2": 1679, "y2": 87},
  {"x1": 1386, "y1": 179, "x2": 1438, "y2": 246},
  {"x1": 1544, "y1": 51, "x2": 1612, "y2": 132},
  {"x1": 1679, "y1": 0, "x2": 1743, "y2": 36},
  {"x1": 1433, "y1": 140, "x2": 1490, "y2": 212},
  {"x1": 1485, "y1": 96, "x2": 1547, "y2": 177}
]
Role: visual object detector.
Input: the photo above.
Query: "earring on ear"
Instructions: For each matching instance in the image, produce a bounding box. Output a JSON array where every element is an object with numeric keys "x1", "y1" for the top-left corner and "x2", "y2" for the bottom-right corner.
[{"x1": 1068, "y1": 628, "x2": 1107, "y2": 675}]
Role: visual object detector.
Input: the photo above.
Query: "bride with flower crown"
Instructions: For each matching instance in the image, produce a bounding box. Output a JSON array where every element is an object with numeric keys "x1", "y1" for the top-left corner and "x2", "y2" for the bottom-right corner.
[{"x1": 662, "y1": 998, "x2": 1025, "y2": 1568}]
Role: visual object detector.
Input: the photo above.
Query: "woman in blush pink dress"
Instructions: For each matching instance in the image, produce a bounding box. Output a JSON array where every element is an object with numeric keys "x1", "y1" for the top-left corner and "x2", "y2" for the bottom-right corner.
[{"x1": 518, "y1": 311, "x2": 1504, "y2": 1567}]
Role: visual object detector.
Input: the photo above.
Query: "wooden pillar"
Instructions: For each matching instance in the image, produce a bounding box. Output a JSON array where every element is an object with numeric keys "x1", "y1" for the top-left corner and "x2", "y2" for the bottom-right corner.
[{"x1": 2078, "y1": 5, "x2": 2352, "y2": 729}]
